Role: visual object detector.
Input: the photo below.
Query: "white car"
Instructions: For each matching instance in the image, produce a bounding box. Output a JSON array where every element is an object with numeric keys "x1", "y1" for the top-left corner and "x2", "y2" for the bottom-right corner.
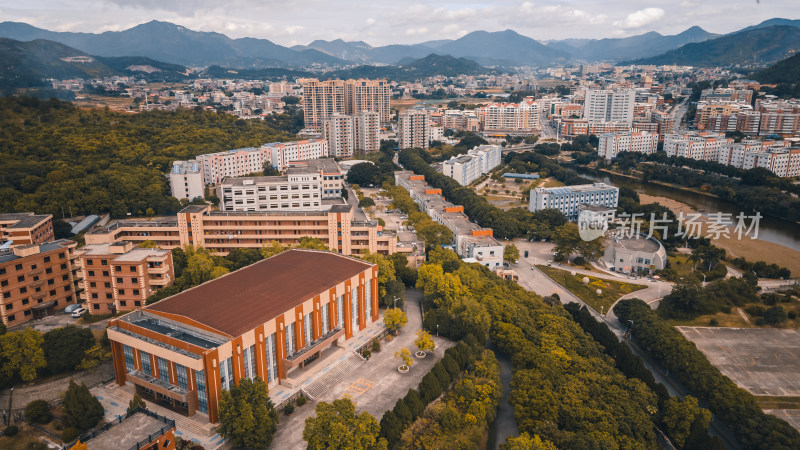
[
  {"x1": 64, "y1": 303, "x2": 82, "y2": 314},
  {"x1": 71, "y1": 307, "x2": 88, "y2": 318}
]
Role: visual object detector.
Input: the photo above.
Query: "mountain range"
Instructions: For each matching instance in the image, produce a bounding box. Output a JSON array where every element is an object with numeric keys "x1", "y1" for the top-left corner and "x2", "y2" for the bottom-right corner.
[{"x1": 0, "y1": 18, "x2": 798, "y2": 71}]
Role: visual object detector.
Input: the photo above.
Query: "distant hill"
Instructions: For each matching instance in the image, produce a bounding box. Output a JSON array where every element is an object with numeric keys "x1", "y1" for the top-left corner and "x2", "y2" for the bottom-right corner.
[
  {"x1": 0, "y1": 38, "x2": 117, "y2": 90},
  {"x1": 0, "y1": 20, "x2": 346, "y2": 68},
  {"x1": 626, "y1": 25, "x2": 800, "y2": 67},
  {"x1": 548, "y1": 26, "x2": 718, "y2": 62},
  {"x1": 324, "y1": 54, "x2": 489, "y2": 81},
  {"x1": 753, "y1": 53, "x2": 800, "y2": 84},
  {"x1": 737, "y1": 18, "x2": 800, "y2": 33},
  {"x1": 293, "y1": 40, "x2": 438, "y2": 65},
  {"x1": 201, "y1": 65, "x2": 311, "y2": 80},
  {"x1": 433, "y1": 30, "x2": 568, "y2": 66},
  {"x1": 93, "y1": 56, "x2": 189, "y2": 82}
]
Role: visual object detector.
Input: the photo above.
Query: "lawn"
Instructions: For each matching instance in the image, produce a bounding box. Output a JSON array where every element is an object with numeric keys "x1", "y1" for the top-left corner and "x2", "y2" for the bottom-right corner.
[
  {"x1": 0, "y1": 425, "x2": 51, "y2": 450},
  {"x1": 537, "y1": 265, "x2": 647, "y2": 313},
  {"x1": 667, "y1": 254, "x2": 696, "y2": 279}
]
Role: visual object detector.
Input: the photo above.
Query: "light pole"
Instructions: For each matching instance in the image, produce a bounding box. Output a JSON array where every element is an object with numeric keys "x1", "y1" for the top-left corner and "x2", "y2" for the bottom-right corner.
[
  {"x1": 6, "y1": 386, "x2": 14, "y2": 425},
  {"x1": 392, "y1": 296, "x2": 399, "y2": 309},
  {"x1": 436, "y1": 324, "x2": 439, "y2": 337}
]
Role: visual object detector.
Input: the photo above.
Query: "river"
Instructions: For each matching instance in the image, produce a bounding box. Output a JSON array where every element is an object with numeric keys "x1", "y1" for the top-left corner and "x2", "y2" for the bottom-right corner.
[
  {"x1": 576, "y1": 169, "x2": 800, "y2": 252},
  {"x1": 487, "y1": 349, "x2": 519, "y2": 449}
]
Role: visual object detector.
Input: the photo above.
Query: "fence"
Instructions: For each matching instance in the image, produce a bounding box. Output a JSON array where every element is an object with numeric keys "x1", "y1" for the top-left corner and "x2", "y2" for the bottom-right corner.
[
  {"x1": 61, "y1": 407, "x2": 175, "y2": 450},
  {"x1": 2, "y1": 398, "x2": 63, "y2": 427},
  {"x1": 353, "y1": 328, "x2": 390, "y2": 356}
]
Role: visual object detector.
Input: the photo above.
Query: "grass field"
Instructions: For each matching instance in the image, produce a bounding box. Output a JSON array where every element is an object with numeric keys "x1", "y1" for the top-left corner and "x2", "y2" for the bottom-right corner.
[
  {"x1": 0, "y1": 425, "x2": 51, "y2": 450},
  {"x1": 537, "y1": 265, "x2": 647, "y2": 313},
  {"x1": 755, "y1": 395, "x2": 800, "y2": 410}
]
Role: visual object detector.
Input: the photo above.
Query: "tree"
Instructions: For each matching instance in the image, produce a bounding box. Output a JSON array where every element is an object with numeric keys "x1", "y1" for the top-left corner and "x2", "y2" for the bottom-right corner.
[
  {"x1": 0, "y1": 327, "x2": 46, "y2": 382},
  {"x1": 127, "y1": 393, "x2": 146, "y2": 416},
  {"x1": 395, "y1": 347, "x2": 413, "y2": 368},
  {"x1": 379, "y1": 410, "x2": 403, "y2": 444},
  {"x1": 418, "y1": 372, "x2": 443, "y2": 403},
  {"x1": 503, "y1": 243, "x2": 520, "y2": 264},
  {"x1": 552, "y1": 223, "x2": 581, "y2": 261},
  {"x1": 42, "y1": 326, "x2": 95, "y2": 373},
  {"x1": 764, "y1": 305, "x2": 787, "y2": 325},
  {"x1": 24, "y1": 399, "x2": 52, "y2": 424},
  {"x1": 260, "y1": 240, "x2": 286, "y2": 259},
  {"x1": 217, "y1": 377, "x2": 279, "y2": 449},
  {"x1": 403, "y1": 389, "x2": 425, "y2": 419},
  {"x1": 359, "y1": 197, "x2": 376, "y2": 208},
  {"x1": 359, "y1": 252, "x2": 397, "y2": 302},
  {"x1": 346, "y1": 163, "x2": 382, "y2": 186},
  {"x1": 415, "y1": 221, "x2": 453, "y2": 249},
  {"x1": 303, "y1": 397, "x2": 388, "y2": 449},
  {"x1": 138, "y1": 240, "x2": 158, "y2": 248},
  {"x1": 414, "y1": 330, "x2": 435, "y2": 353},
  {"x1": 263, "y1": 164, "x2": 281, "y2": 176},
  {"x1": 384, "y1": 308, "x2": 408, "y2": 334},
  {"x1": 298, "y1": 236, "x2": 329, "y2": 250},
  {"x1": 501, "y1": 433, "x2": 557, "y2": 450},
  {"x1": 659, "y1": 396, "x2": 711, "y2": 448},
  {"x1": 63, "y1": 380, "x2": 103, "y2": 431}
]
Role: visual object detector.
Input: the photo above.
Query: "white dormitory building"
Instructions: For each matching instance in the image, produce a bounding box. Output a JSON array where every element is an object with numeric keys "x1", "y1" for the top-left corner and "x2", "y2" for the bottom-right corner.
[
  {"x1": 583, "y1": 89, "x2": 636, "y2": 126},
  {"x1": 478, "y1": 97, "x2": 540, "y2": 133},
  {"x1": 218, "y1": 159, "x2": 344, "y2": 212},
  {"x1": 169, "y1": 161, "x2": 205, "y2": 200},
  {"x1": 442, "y1": 145, "x2": 502, "y2": 186},
  {"x1": 322, "y1": 111, "x2": 380, "y2": 158},
  {"x1": 398, "y1": 109, "x2": 432, "y2": 149},
  {"x1": 529, "y1": 183, "x2": 619, "y2": 222},
  {"x1": 597, "y1": 131, "x2": 659, "y2": 159},
  {"x1": 663, "y1": 132, "x2": 730, "y2": 161},
  {"x1": 395, "y1": 171, "x2": 504, "y2": 269}
]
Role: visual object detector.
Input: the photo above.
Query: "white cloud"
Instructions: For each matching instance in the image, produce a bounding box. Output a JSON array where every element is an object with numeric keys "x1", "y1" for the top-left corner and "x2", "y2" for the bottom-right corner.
[
  {"x1": 405, "y1": 27, "x2": 428, "y2": 36},
  {"x1": 365, "y1": 17, "x2": 376, "y2": 26},
  {"x1": 616, "y1": 7, "x2": 665, "y2": 29}
]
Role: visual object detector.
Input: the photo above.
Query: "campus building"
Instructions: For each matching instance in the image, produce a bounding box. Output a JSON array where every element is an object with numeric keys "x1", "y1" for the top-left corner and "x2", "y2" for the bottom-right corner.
[
  {"x1": 75, "y1": 241, "x2": 174, "y2": 315},
  {"x1": 218, "y1": 159, "x2": 343, "y2": 212},
  {"x1": 322, "y1": 111, "x2": 381, "y2": 158},
  {"x1": 477, "y1": 97, "x2": 540, "y2": 133},
  {"x1": 583, "y1": 89, "x2": 635, "y2": 126},
  {"x1": 441, "y1": 145, "x2": 502, "y2": 186},
  {"x1": 597, "y1": 131, "x2": 659, "y2": 159},
  {"x1": 529, "y1": 183, "x2": 619, "y2": 221},
  {"x1": 301, "y1": 79, "x2": 391, "y2": 128},
  {"x1": 169, "y1": 161, "x2": 204, "y2": 200},
  {"x1": 0, "y1": 239, "x2": 80, "y2": 326},
  {"x1": 0, "y1": 213, "x2": 54, "y2": 247},
  {"x1": 85, "y1": 205, "x2": 397, "y2": 257},
  {"x1": 602, "y1": 232, "x2": 667, "y2": 275},
  {"x1": 663, "y1": 132, "x2": 730, "y2": 161},
  {"x1": 106, "y1": 249, "x2": 379, "y2": 423},
  {"x1": 70, "y1": 409, "x2": 176, "y2": 450}
]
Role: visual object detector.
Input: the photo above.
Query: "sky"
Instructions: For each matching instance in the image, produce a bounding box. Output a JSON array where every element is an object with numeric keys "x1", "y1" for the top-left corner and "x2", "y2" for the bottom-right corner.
[{"x1": 1, "y1": 1, "x2": 799, "y2": 47}]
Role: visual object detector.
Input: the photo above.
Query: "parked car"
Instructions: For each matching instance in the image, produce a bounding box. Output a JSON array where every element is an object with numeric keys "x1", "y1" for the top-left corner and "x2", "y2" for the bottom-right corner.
[
  {"x1": 71, "y1": 307, "x2": 88, "y2": 318},
  {"x1": 64, "y1": 304, "x2": 82, "y2": 314}
]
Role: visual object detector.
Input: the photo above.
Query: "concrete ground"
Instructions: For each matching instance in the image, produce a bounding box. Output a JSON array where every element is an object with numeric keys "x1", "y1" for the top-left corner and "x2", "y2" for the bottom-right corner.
[
  {"x1": 7, "y1": 310, "x2": 111, "y2": 333},
  {"x1": 270, "y1": 289, "x2": 454, "y2": 449},
  {"x1": 677, "y1": 327, "x2": 800, "y2": 397}
]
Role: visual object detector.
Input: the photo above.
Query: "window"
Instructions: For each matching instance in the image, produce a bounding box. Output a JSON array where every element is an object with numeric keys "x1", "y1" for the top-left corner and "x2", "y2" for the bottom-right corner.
[
  {"x1": 133, "y1": 289, "x2": 139, "y2": 295},
  {"x1": 19, "y1": 287, "x2": 27, "y2": 294},
  {"x1": 321, "y1": 303, "x2": 330, "y2": 335},
  {"x1": 0, "y1": 268, "x2": 4, "y2": 275},
  {"x1": 134, "y1": 301, "x2": 141, "y2": 306},
  {"x1": 157, "y1": 357, "x2": 170, "y2": 381},
  {"x1": 265, "y1": 333, "x2": 278, "y2": 383},
  {"x1": 219, "y1": 357, "x2": 233, "y2": 391},
  {"x1": 118, "y1": 289, "x2": 125, "y2": 296},
  {"x1": 61, "y1": 263, "x2": 67, "y2": 270},
  {"x1": 91, "y1": 293, "x2": 99, "y2": 299},
  {"x1": 365, "y1": 279, "x2": 372, "y2": 321},
  {"x1": 90, "y1": 282, "x2": 96, "y2": 288},
  {"x1": 43, "y1": 256, "x2": 50, "y2": 263},
  {"x1": 102, "y1": 271, "x2": 109, "y2": 277},
  {"x1": 196, "y1": 369, "x2": 208, "y2": 414},
  {"x1": 243, "y1": 345, "x2": 256, "y2": 380},
  {"x1": 48, "y1": 278, "x2": 54, "y2": 285},
  {"x1": 304, "y1": 313, "x2": 313, "y2": 348},
  {"x1": 285, "y1": 322, "x2": 296, "y2": 357},
  {"x1": 120, "y1": 301, "x2": 127, "y2": 307},
  {"x1": 100, "y1": 259, "x2": 107, "y2": 265},
  {"x1": 176, "y1": 365, "x2": 188, "y2": 391},
  {"x1": 115, "y1": 266, "x2": 122, "y2": 271},
  {"x1": 117, "y1": 278, "x2": 123, "y2": 284},
  {"x1": 88, "y1": 271, "x2": 95, "y2": 277},
  {"x1": 336, "y1": 294, "x2": 344, "y2": 328},
  {"x1": 15, "y1": 264, "x2": 22, "y2": 271},
  {"x1": 123, "y1": 345, "x2": 135, "y2": 372},
  {"x1": 140, "y1": 350, "x2": 152, "y2": 376},
  {"x1": 7, "y1": 314, "x2": 14, "y2": 321},
  {"x1": 22, "y1": 298, "x2": 29, "y2": 305},
  {"x1": 106, "y1": 293, "x2": 112, "y2": 299},
  {"x1": 17, "y1": 275, "x2": 24, "y2": 282},
  {"x1": 0, "y1": 280, "x2": 6, "y2": 287},
  {"x1": 351, "y1": 287, "x2": 359, "y2": 330},
  {"x1": 46, "y1": 268, "x2": 53, "y2": 274}
]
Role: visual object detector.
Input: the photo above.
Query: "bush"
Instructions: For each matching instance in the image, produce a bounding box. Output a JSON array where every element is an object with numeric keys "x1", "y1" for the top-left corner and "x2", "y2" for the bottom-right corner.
[
  {"x1": 788, "y1": 311, "x2": 797, "y2": 320},
  {"x1": 745, "y1": 305, "x2": 765, "y2": 317},
  {"x1": 296, "y1": 396, "x2": 307, "y2": 407},
  {"x1": 284, "y1": 402, "x2": 295, "y2": 415},
  {"x1": 764, "y1": 306, "x2": 787, "y2": 325},
  {"x1": 709, "y1": 318, "x2": 719, "y2": 326},
  {"x1": 371, "y1": 339, "x2": 381, "y2": 353},
  {"x1": 573, "y1": 256, "x2": 587, "y2": 266},
  {"x1": 361, "y1": 349, "x2": 371, "y2": 358},
  {"x1": 26, "y1": 442, "x2": 48, "y2": 450},
  {"x1": 62, "y1": 380, "x2": 104, "y2": 431},
  {"x1": 61, "y1": 426, "x2": 79, "y2": 443},
  {"x1": 24, "y1": 399, "x2": 52, "y2": 424},
  {"x1": 5, "y1": 425, "x2": 19, "y2": 436}
]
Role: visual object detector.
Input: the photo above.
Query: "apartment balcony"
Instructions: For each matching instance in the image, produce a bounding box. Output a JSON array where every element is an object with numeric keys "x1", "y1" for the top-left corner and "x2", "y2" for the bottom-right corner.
[
  {"x1": 147, "y1": 265, "x2": 170, "y2": 275},
  {"x1": 29, "y1": 268, "x2": 43, "y2": 277},
  {"x1": 149, "y1": 276, "x2": 171, "y2": 286}
]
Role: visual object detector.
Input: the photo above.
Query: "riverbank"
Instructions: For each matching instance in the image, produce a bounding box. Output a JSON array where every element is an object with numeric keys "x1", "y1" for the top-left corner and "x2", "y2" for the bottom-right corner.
[
  {"x1": 638, "y1": 193, "x2": 800, "y2": 277},
  {"x1": 597, "y1": 168, "x2": 718, "y2": 198}
]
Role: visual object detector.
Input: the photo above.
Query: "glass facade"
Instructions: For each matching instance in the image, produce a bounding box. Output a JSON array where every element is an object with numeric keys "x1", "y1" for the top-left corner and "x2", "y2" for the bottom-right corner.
[
  {"x1": 336, "y1": 294, "x2": 344, "y2": 328},
  {"x1": 157, "y1": 357, "x2": 170, "y2": 381},
  {"x1": 176, "y1": 364, "x2": 188, "y2": 391},
  {"x1": 243, "y1": 345, "x2": 256, "y2": 380},
  {"x1": 321, "y1": 303, "x2": 330, "y2": 334},
  {"x1": 365, "y1": 279, "x2": 372, "y2": 320},
  {"x1": 266, "y1": 333, "x2": 277, "y2": 382},
  {"x1": 304, "y1": 313, "x2": 313, "y2": 347},
  {"x1": 139, "y1": 350, "x2": 152, "y2": 376},
  {"x1": 195, "y1": 369, "x2": 208, "y2": 414},
  {"x1": 123, "y1": 344, "x2": 135, "y2": 372},
  {"x1": 285, "y1": 322, "x2": 296, "y2": 357},
  {"x1": 351, "y1": 287, "x2": 359, "y2": 330},
  {"x1": 219, "y1": 357, "x2": 233, "y2": 391}
]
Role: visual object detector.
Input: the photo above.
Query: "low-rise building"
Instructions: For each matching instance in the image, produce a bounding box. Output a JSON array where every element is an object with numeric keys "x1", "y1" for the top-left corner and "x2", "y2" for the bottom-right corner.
[
  {"x1": 0, "y1": 213, "x2": 54, "y2": 247},
  {"x1": 529, "y1": 183, "x2": 619, "y2": 221},
  {"x1": 602, "y1": 232, "x2": 666, "y2": 275},
  {"x1": 0, "y1": 239, "x2": 80, "y2": 326},
  {"x1": 106, "y1": 249, "x2": 379, "y2": 423},
  {"x1": 75, "y1": 241, "x2": 174, "y2": 316}
]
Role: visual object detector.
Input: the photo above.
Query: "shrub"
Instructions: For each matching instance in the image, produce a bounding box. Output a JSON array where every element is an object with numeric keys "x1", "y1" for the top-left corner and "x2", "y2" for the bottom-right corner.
[
  {"x1": 361, "y1": 349, "x2": 371, "y2": 358},
  {"x1": 573, "y1": 256, "x2": 587, "y2": 266},
  {"x1": 284, "y1": 403, "x2": 295, "y2": 415},
  {"x1": 764, "y1": 306, "x2": 787, "y2": 325},
  {"x1": 709, "y1": 318, "x2": 719, "y2": 326},
  {"x1": 24, "y1": 399, "x2": 52, "y2": 424},
  {"x1": 62, "y1": 380, "x2": 103, "y2": 431},
  {"x1": 296, "y1": 396, "x2": 307, "y2": 406},
  {"x1": 745, "y1": 305, "x2": 765, "y2": 317},
  {"x1": 5, "y1": 425, "x2": 19, "y2": 436},
  {"x1": 61, "y1": 426, "x2": 79, "y2": 443},
  {"x1": 788, "y1": 311, "x2": 797, "y2": 320},
  {"x1": 27, "y1": 442, "x2": 48, "y2": 450},
  {"x1": 371, "y1": 339, "x2": 381, "y2": 353},
  {"x1": 385, "y1": 334, "x2": 393, "y2": 342}
]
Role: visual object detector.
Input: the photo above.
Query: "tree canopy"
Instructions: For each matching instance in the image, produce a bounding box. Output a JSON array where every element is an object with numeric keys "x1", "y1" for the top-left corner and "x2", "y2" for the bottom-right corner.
[
  {"x1": 63, "y1": 380, "x2": 104, "y2": 431},
  {"x1": 303, "y1": 397, "x2": 388, "y2": 450},
  {"x1": 217, "y1": 377, "x2": 279, "y2": 449}
]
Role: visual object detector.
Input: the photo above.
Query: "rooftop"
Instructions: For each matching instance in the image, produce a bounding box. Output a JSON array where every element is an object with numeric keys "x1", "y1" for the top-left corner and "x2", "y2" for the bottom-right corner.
[
  {"x1": 82, "y1": 410, "x2": 174, "y2": 450},
  {"x1": 287, "y1": 158, "x2": 340, "y2": 174},
  {"x1": 612, "y1": 234, "x2": 661, "y2": 253},
  {"x1": 0, "y1": 239, "x2": 73, "y2": 264},
  {"x1": 0, "y1": 212, "x2": 51, "y2": 229},
  {"x1": 538, "y1": 183, "x2": 617, "y2": 194},
  {"x1": 147, "y1": 249, "x2": 374, "y2": 337}
]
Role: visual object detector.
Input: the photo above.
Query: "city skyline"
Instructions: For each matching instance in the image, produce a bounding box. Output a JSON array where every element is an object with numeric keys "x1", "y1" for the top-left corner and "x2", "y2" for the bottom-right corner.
[{"x1": 2, "y1": 1, "x2": 798, "y2": 47}]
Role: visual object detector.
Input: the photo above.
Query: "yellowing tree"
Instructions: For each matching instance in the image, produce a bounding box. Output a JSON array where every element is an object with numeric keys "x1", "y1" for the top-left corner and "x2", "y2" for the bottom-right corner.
[
  {"x1": 414, "y1": 330, "x2": 435, "y2": 353},
  {"x1": 260, "y1": 241, "x2": 286, "y2": 259},
  {"x1": 303, "y1": 398, "x2": 387, "y2": 450},
  {"x1": 0, "y1": 328, "x2": 46, "y2": 382},
  {"x1": 298, "y1": 236, "x2": 329, "y2": 250},
  {"x1": 384, "y1": 308, "x2": 408, "y2": 334}
]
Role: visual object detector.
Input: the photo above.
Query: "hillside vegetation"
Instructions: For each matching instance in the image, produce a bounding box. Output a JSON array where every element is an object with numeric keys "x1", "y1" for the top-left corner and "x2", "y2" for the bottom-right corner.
[{"x1": 0, "y1": 97, "x2": 293, "y2": 217}]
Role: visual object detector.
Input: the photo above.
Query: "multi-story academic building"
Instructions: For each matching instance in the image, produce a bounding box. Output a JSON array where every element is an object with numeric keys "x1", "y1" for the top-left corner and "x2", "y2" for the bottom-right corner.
[
  {"x1": 0, "y1": 239, "x2": 80, "y2": 326},
  {"x1": 0, "y1": 213, "x2": 54, "y2": 247},
  {"x1": 529, "y1": 183, "x2": 619, "y2": 221},
  {"x1": 75, "y1": 241, "x2": 174, "y2": 315},
  {"x1": 106, "y1": 249, "x2": 379, "y2": 423},
  {"x1": 85, "y1": 205, "x2": 397, "y2": 256},
  {"x1": 663, "y1": 132, "x2": 731, "y2": 161},
  {"x1": 301, "y1": 79, "x2": 390, "y2": 128},
  {"x1": 597, "y1": 131, "x2": 659, "y2": 159},
  {"x1": 441, "y1": 145, "x2": 502, "y2": 186},
  {"x1": 169, "y1": 161, "x2": 204, "y2": 200}
]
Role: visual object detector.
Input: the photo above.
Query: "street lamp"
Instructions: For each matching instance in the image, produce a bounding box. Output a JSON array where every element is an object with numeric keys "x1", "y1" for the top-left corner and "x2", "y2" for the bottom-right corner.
[
  {"x1": 6, "y1": 386, "x2": 14, "y2": 425},
  {"x1": 392, "y1": 296, "x2": 399, "y2": 309},
  {"x1": 436, "y1": 324, "x2": 439, "y2": 337}
]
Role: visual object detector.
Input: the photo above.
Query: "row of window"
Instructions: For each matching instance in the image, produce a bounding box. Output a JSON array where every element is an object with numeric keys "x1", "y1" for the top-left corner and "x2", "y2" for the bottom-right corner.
[
  {"x1": 0, "y1": 253, "x2": 67, "y2": 276},
  {"x1": 4, "y1": 297, "x2": 71, "y2": 320}
]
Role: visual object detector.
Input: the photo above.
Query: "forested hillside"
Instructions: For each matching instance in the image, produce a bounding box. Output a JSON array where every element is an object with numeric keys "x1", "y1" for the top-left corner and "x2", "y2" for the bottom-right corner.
[{"x1": 0, "y1": 97, "x2": 294, "y2": 217}]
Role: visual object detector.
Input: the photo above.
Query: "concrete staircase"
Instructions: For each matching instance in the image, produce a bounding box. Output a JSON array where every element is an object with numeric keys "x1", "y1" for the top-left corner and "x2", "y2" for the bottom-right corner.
[{"x1": 303, "y1": 352, "x2": 365, "y2": 399}]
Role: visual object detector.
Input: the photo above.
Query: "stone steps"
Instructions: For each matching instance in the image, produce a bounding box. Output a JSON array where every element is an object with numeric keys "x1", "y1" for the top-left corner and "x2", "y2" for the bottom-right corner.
[{"x1": 303, "y1": 352, "x2": 365, "y2": 399}]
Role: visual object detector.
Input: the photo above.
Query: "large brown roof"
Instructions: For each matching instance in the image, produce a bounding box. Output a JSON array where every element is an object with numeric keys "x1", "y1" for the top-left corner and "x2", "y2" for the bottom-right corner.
[{"x1": 147, "y1": 249, "x2": 374, "y2": 337}]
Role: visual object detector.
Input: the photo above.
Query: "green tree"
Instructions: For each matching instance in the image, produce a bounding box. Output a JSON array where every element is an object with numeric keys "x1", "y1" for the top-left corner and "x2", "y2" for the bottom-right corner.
[
  {"x1": 501, "y1": 433, "x2": 557, "y2": 450},
  {"x1": 346, "y1": 162, "x2": 382, "y2": 186},
  {"x1": 379, "y1": 410, "x2": 402, "y2": 444},
  {"x1": 303, "y1": 397, "x2": 388, "y2": 450},
  {"x1": 42, "y1": 326, "x2": 94, "y2": 373},
  {"x1": 415, "y1": 221, "x2": 453, "y2": 249},
  {"x1": 384, "y1": 308, "x2": 408, "y2": 334},
  {"x1": 359, "y1": 252, "x2": 397, "y2": 302},
  {"x1": 217, "y1": 377, "x2": 279, "y2": 449},
  {"x1": 764, "y1": 305, "x2": 787, "y2": 325},
  {"x1": 0, "y1": 327, "x2": 46, "y2": 382},
  {"x1": 298, "y1": 236, "x2": 329, "y2": 250},
  {"x1": 659, "y1": 396, "x2": 711, "y2": 448},
  {"x1": 24, "y1": 399, "x2": 52, "y2": 424},
  {"x1": 138, "y1": 240, "x2": 158, "y2": 248},
  {"x1": 127, "y1": 393, "x2": 146, "y2": 416},
  {"x1": 403, "y1": 389, "x2": 425, "y2": 420},
  {"x1": 260, "y1": 240, "x2": 287, "y2": 259},
  {"x1": 552, "y1": 223, "x2": 581, "y2": 261},
  {"x1": 359, "y1": 197, "x2": 376, "y2": 208},
  {"x1": 63, "y1": 380, "x2": 103, "y2": 431},
  {"x1": 503, "y1": 243, "x2": 520, "y2": 263},
  {"x1": 414, "y1": 330, "x2": 435, "y2": 353}
]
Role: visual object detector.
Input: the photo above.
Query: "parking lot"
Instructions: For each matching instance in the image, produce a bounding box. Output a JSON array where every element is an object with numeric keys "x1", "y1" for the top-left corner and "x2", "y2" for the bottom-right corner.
[{"x1": 677, "y1": 327, "x2": 800, "y2": 397}]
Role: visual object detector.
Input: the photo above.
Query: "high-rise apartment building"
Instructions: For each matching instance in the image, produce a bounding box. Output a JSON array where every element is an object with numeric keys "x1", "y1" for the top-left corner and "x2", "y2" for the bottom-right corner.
[
  {"x1": 322, "y1": 111, "x2": 380, "y2": 158},
  {"x1": 0, "y1": 240, "x2": 80, "y2": 326},
  {"x1": 398, "y1": 109, "x2": 431, "y2": 149},
  {"x1": 478, "y1": 97, "x2": 540, "y2": 133},
  {"x1": 583, "y1": 89, "x2": 635, "y2": 126},
  {"x1": 76, "y1": 241, "x2": 174, "y2": 315},
  {"x1": 301, "y1": 79, "x2": 390, "y2": 128},
  {"x1": 597, "y1": 132, "x2": 659, "y2": 160}
]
